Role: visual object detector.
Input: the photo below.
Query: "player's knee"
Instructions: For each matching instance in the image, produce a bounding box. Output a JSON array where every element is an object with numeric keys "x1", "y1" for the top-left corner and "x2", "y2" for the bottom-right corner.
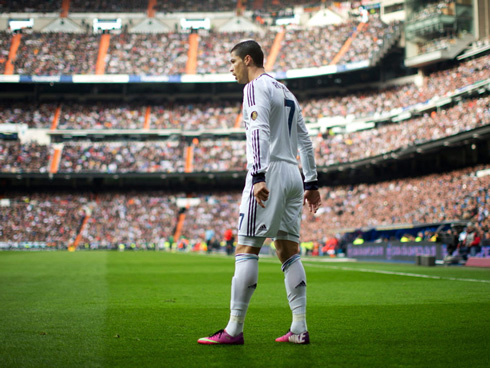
[
  {"x1": 235, "y1": 244, "x2": 261, "y2": 256},
  {"x1": 275, "y1": 239, "x2": 300, "y2": 263}
]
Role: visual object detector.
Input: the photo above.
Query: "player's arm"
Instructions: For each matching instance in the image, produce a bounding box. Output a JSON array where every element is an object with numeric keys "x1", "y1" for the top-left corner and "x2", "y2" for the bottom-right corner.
[
  {"x1": 296, "y1": 106, "x2": 321, "y2": 213},
  {"x1": 296, "y1": 106, "x2": 318, "y2": 187},
  {"x1": 248, "y1": 82, "x2": 271, "y2": 183},
  {"x1": 246, "y1": 82, "x2": 271, "y2": 207}
]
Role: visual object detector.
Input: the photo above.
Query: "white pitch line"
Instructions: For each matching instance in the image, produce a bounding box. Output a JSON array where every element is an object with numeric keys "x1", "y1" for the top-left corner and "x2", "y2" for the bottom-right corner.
[{"x1": 302, "y1": 263, "x2": 490, "y2": 284}]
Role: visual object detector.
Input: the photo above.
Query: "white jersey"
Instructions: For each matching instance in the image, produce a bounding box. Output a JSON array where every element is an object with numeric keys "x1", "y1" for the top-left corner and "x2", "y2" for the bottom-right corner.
[{"x1": 242, "y1": 73, "x2": 317, "y2": 184}]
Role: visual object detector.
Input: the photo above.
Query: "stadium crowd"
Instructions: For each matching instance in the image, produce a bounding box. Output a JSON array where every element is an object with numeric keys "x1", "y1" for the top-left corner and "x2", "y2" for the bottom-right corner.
[
  {"x1": 105, "y1": 32, "x2": 188, "y2": 76},
  {"x1": 1, "y1": 92, "x2": 488, "y2": 173},
  {"x1": 192, "y1": 139, "x2": 246, "y2": 172},
  {"x1": 0, "y1": 16, "x2": 401, "y2": 76},
  {"x1": 302, "y1": 53, "x2": 490, "y2": 119},
  {"x1": 0, "y1": 192, "x2": 84, "y2": 246},
  {"x1": 0, "y1": 2, "x2": 489, "y2": 258},
  {"x1": 0, "y1": 102, "x2": 56, "y2": 129},
  {"x1": 151, "y1": 101, "x2": 241, "y2": 131},
  {"x1": 277, "y1": 22, "x2": 354, "y2": 70},
  {"x1": 1, "y1": 165, "x2": 488, "y2": 252},
  {"x1": 312, "y1": 95, "x2": 490, "y2": 166},
  {"x1": 0, "y1": 101, "x2": 242, "y2": 132},
  {"x1": 1, "y1": 52, "x2": 488, "y2": 131},
  {"x1": 0, "y1": 141, "x2": 50, "y2": 173},
  {"x1": 79, "y1": 191, "x2": 179, "y2": 248},
  {"x1": 337, "y1": 18, "x2": 401, "y2": 65},
  {"x1": 58, "y1": 102, "x2": 146, "y2": 130},
  {"x1": 59, "y1": 141, "x2": 185, "y2": 173},
  {"x1": 12, "y1": 32, "x2": 99, "y2": 76},
  {"x1": 179, "y1": 193, "x2": 239, "y2": 246}
]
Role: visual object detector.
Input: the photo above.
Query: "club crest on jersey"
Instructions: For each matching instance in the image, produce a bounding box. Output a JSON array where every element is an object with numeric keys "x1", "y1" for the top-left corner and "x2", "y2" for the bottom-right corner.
[{"x1": 251, "y1": 111, "x2": 258, "y2": 120}]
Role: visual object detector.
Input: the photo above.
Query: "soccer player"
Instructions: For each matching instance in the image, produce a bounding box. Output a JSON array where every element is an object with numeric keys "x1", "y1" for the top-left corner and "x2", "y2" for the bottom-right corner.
[{"x1": 198, "y1": 40, "x2": 321, "y2": 345}]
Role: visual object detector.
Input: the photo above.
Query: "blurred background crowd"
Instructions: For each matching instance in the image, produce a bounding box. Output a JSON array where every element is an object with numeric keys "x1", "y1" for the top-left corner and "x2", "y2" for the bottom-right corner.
[
  {"x1": 1, "y1": 0, "x2": 489, "y2": 261},
  {"x1": 1, "y1": 164, "x2": 488, "y2": 254}
]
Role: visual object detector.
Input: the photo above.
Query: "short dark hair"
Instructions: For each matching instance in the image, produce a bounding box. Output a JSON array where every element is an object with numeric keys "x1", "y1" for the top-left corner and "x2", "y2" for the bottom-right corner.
[{"x1": 230, "y1": 40, "x2": 264, "y2": 68}]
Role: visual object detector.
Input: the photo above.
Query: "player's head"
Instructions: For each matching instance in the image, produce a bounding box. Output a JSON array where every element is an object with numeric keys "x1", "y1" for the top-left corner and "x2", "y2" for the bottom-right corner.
[
  {"x1": 231, "y1": 40, "x2": 264, "y2": 68},
  {"x1": 229, "y1": 40, "x2": 264, "y2": 84}
]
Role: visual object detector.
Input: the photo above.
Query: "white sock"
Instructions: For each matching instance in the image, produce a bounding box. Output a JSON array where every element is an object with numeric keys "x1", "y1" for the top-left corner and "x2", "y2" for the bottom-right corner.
[
  {"x1": 225, "y1": 253, "x2": 259, "y2": 336},
  {"x1": 282, "y1": 254, "x2": 307, "y2": 334}
]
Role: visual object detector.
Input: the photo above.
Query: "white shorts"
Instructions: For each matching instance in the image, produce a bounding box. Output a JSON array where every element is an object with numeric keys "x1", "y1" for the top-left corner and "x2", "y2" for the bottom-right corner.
[{"x1": 237, "y1": 161, "x2": 303, "y2": 247}]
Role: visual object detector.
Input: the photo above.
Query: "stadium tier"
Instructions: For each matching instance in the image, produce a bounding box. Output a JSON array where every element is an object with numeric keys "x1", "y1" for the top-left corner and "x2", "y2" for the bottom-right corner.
[
  {"x1": 1, "y1": 1, "x2": 489, "y2": 257},
  {"x1": 0, "y1": 18, "x2": 400, "y2": 77},
  {"x1": 2, "y1": 5, "x2": 490, "y2": 368},
  {"x1": 1, "y1": 49, "x2": 489, "y2": 174},
  {"x1": 1, "y1": 93, "x2": 489, "y2": 173},
  {"x1": 1, "y1": 52, "x2": 488, "y2": 129},
  {"x1": 1, "y1": 164, "x2": 489, "y2": 251}
]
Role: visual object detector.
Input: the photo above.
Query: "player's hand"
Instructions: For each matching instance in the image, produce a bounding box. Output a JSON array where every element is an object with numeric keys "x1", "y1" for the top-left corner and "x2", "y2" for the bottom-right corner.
[
  {"x1": 253, "y1": 182, "x2": 269, "y2": 208},
  {"x1": 304, "y1": 189, "x2": 321, "y2": 213}
]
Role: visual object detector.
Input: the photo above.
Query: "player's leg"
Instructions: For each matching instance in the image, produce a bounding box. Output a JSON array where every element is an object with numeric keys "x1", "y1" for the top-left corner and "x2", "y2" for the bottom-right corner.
[
  {"x1": 224, "y1": 241, "x2": 262, "y2": 337},
  {"x1": 198, "y1": 174, "x2": 264, "y2": 345},
  {"x1": 197, "y1": 241, "x2": 263, "y2": 345},
  {"x1": 274, "y1": 165, "x2": 309, "y2": 343},
  {"x1": 274, "y1": 238, "x2": 309, "y2": 344}
]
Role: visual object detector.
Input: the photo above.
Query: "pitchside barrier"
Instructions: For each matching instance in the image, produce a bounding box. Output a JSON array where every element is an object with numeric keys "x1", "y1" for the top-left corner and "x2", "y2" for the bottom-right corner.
[{"x1": 347, "y1": 241, "x2": 490, "y2": 263}]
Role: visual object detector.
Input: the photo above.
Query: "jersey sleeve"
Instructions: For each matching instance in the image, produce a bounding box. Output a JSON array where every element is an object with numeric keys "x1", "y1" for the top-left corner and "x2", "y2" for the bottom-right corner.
[
  {"x1": 245, "y1": 80, "x2": 271, "y2": 184},
  {"x1": 296, "y1": 105, "x2": 318, "y2": 188}
]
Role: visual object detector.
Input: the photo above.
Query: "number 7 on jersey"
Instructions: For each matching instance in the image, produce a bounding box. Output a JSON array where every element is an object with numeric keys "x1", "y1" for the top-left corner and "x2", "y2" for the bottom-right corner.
[{"x1": 284, "y1": 99, "x2": 295, "y2": 136}]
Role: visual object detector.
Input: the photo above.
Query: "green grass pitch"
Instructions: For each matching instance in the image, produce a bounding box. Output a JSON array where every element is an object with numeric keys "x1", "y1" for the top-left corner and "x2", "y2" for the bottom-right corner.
[{"x1": 1, "y1": 251, "x2": 489, "y2": 368}]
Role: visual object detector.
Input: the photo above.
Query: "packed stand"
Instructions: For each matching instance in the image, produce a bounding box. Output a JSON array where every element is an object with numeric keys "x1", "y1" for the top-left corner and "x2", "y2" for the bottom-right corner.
[
  {"x1": 301, "y1": 164, "x2": 490, "y2": 242},
  {"x1": 179, "y1": 192, "x2": 240, "y2": 245},
  {"x1": 311, "y1": 95, "x2": 490, "y2": 166},
  {"x1": 0, "y1": 141, "x2": 50, "y2": 173},
  {"x1": 301, "y1": 53, "x2": 490, "y2": 120},
  {"x1": 151, "y1": 101, "x2": 241, "y2": 130},
  {"x1": 0, "y1": 192, "x2": 85, "y2": 246},
  {"x1": 56, "y1": 101, "x2": 240, "y2": 130},
  {"x1": 192, "y1": 139, "x2": 246, "y2": 172},
  {"x1": 58, "y1": 141, "x2": 185, "y2": 173},
  {"x1": 79, "y1": 191, "x2": 179, "y2": 249},
  {"x1": 58, "y1": 102, "x2": 146, "y2": 130},
  {"x1": 338, "y1": 18, "x2": 402, "y2": 64},
  {"x1": 0, "y1": 103, "x2": 57, "y2": 128},
  {"x1": 105, "y1": 32, "x2": 188, "y2": 75},
  {"x1": 197, "y1": 31, "x2": 274, "y2": 74},
  {"x1": 424, "y1": 54, "x2": 490, "y2": 98},
  {"x1": 53, "y1": 52, "x2": 490, "y2": 130},
  {"x1": 276, "y1": 22, "x2": 354, "y2": 71},
  {"x1": 1, "y1": 165, "x2": 488, "y2": 249},
  {"x1": 13, "y1": 32, "x2": 99, "y2": 75}
]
